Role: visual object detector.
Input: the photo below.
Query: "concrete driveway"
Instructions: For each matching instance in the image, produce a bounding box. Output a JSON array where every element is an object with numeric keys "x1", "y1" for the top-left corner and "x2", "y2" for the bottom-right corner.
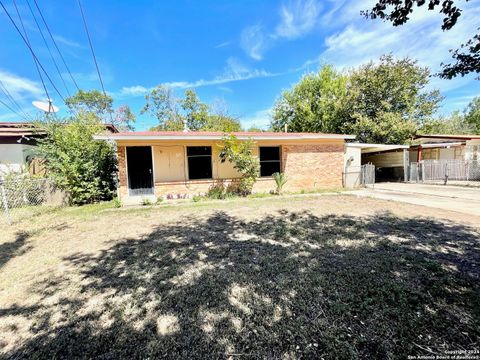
[{"x1": 350, "y1": 182, "x2": 480, "y2": 217}]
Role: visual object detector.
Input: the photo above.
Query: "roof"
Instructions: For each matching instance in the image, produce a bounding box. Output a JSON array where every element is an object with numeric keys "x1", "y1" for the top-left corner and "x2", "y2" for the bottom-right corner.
[
  {"x1": 0, "y1": 122, "x2": 119, "y2": 138},
  {"x1": 94, "y1": 131, "x2": 356, "y2": 141},
  {"x1": 415, "y1": 134, "x2": 480, "y2": 140},
  {"x1": 346, "y1": 142, "x2": 409, "y2": 154}
]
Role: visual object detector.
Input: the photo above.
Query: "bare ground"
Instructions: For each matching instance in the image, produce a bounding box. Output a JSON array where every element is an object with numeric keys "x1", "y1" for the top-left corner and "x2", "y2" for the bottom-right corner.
[{"x1": 0, "y1": 194, "x2": 479, "y2": 359}]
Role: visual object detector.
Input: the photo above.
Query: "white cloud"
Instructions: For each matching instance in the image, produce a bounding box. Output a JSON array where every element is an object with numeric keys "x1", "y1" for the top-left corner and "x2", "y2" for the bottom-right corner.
[
  {"x1": 241, "y1": 108, "x2": 272, "y2": 129},
  {"x1": 215, "y1": 41, "x2": 231, "y2": 49},
  {"x1": 52, "y1": 34, "x2": 83, "y2": 49},
  {"x1": 299, "y1": 0, "x2": 480, "y2": 95},
  {"x1": 274, "y1": 0, "x2": 320, "y2": 39},
  {"x1": 241, "y1": 0, "x2": 321, "y2": 60},
  {"x1": 115, "y1": 58, "x2": 275, "y2": 98},
  {"x1": 241, "y1": 24, "x2": 267, "y2": 60},
  {"x1": 0, "y1": 70, "x2": 43, "y2": 98}
]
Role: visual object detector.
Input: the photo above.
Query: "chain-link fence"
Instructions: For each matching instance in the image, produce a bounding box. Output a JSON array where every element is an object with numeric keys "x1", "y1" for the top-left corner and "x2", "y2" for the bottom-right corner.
[
  {"x1": 0, "y1": 177, "x2": 66, "y2": 225},
  {"x1": 408, "y1": 160, "x2": 480, "y2": 184},
  {"x1": 343, "y1": 164, "x2": 376, "y2": 188}
]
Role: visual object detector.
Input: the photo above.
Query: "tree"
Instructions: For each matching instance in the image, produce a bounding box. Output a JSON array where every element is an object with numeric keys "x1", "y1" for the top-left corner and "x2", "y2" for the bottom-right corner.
[
  {"x1": 464, "y1": 97, "x2": 480, "y2": 133},
  {"x1": 341, "y1": 55, "x2": 442, "y2": 143},
  {"x1": 420, "y1": 111, "x2": 475, "y2": 135},
  {"x1": 219, "y1": 135, "x2": 260, "y2": 195},
  {"x1": 270, "y1": 56, "x2": 442, "y2": 144},
  {"x1": 37, "y1": 113, "x2": 117, "y2": 205},
  {"x1": 271, "y1": 65, "x2": 348, "y2": 133},
  {"x1": 65, "y1": 90, "x2": 136, "y2": 131},
  {"x1": 143, "y1": 87, "x2": 242, "y2": 132},
  {"x1": 363, "y1": 1, "x2": 479, "y2": 79}
]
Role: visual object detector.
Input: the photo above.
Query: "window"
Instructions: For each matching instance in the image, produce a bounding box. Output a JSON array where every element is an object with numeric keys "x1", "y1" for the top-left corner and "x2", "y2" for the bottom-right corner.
[
  {"x1": 187, "y1": 146, "x2": 212, "y2": 180},
  {"x1": 259, "y1": 146, "x2": 281, "y2": 177}
]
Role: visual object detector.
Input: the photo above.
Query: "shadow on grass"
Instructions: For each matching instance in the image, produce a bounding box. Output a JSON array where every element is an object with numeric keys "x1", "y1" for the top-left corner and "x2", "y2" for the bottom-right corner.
[
  {"x1": 0, "y1": 231, "x2": 33, "y2": 269},
  {"x1": 2, "y1": 211, "x2": 480, "y2": 358}
]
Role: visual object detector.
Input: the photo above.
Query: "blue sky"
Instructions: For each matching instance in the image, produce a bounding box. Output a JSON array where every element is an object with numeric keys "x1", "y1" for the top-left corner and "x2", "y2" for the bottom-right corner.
[{"x1": 0, "y1": 0, "x2": 478, "y2": 130}]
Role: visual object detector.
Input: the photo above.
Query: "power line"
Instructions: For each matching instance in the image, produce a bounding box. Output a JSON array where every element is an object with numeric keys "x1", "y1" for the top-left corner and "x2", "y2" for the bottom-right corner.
[
  {"x1": 0, "y1": 98, "x2": 29, "y2": 120},
  {"x1": 12, "y1": 0, "x2": 50, "y2": 102},
  {"x1": 25, "y1": 0, "x2": 71, "y2": 97},
  {"x1": 0, "y1": 79, "x2": 33, "y2": 120},
  {"x1": 32, "y1": 0, "x2": 80, "y2": 92},
  {"x1": 77, "y1": 0, "x2": 113, "y2": 122},
  {"x1": 0, "y1": 0, "x2": 66, "y2": 103}
]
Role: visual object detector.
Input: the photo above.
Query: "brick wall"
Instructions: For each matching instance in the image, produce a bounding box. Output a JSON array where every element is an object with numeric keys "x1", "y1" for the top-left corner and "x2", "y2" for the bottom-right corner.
[
  {"x1": 117, "y1": 146, "x2": 128, "y2": 198},
  {"x1": 117, "y1": 141, "x2": 344, "y2": 200},
  {"x1": 282, "y1": 143, "x2": 344, "y2": 191}
]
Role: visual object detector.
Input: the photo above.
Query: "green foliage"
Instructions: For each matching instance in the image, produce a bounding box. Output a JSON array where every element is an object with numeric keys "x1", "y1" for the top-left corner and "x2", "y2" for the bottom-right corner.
[
  {"x1": 65, "y1": 90, "x2": 113, "y2": 116},
  {"x1": 141, "y1": 197, "x2": 153, "y2": 206},
  {"x1": 36, "y1": 113, "x2": 117, "y2": 205},
  {"x1": 271, "y1": 65, "x2": 348, "y2": 133},
  {"x1": 420, "y1": 111, "x2": 476, "y2": 135},
  {"x1": 112, "y1": 197, "x2": 122, "y2": 208},
  {"x1": 65, "y1": 90, "x2": 136, "y2": 131},
  {"x1": 271, "y1": 56, "x2": 442, "y2": 144},
  {"x1": 272, "y1": 172, "x2": 287, "y2": 195},
  {"x1": 207, "y1": 182, "x2": 227, "y2": 199},
  {"x1": 143, "y1": 87, "x2": 242, "y2": 132},
  {"x1": 246, "y1": 126, "x2": 263, "y2": 132},
  {"x1": 155, "y1": 197, "x2": 164, "y2": 204},
  {"x1": 219, "y1": 135, "x2": 260, "y2": 196},
  {"x1": 363, "y1": 1, "x2": 478, "y2": 79},
  {"x1": 464, "y1": 97, "x2": 480, "y2": 134}
]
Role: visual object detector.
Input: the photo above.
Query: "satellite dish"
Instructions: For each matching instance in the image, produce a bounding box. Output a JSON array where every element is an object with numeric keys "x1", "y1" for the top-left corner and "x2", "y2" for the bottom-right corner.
[{"x1": 32, "y1": 99, "x2": 59, "y2": 113}]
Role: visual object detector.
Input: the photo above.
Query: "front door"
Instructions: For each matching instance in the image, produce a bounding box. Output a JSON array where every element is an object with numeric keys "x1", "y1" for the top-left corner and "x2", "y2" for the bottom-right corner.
[{"x1": 126, "y1": 146, "x2": 154, "y2": 195}]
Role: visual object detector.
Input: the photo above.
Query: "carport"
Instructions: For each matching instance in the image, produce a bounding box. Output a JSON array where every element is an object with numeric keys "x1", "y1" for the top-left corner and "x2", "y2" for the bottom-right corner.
[{"x1": 345, "y1": 143, "x2": 410, "y2": 185}]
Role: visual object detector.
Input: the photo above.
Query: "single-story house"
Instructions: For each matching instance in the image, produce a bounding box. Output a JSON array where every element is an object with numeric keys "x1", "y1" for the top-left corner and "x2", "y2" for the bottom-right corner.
[
  {"x1": 0, "y1": 122, "x2": 118, "y2": 176},
  {"x1": 412, "y1": 134, "x2": 480, "y2": 162},
  {"x1": 94, "y1": 131, "x2": 356, "y2": 204}
]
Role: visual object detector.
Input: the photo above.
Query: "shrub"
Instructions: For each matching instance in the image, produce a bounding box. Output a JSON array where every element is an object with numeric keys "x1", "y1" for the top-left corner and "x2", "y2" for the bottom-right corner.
[
  {"x1": 141, "y1": 197, "x2": 153, "y2": 206},
  {"x1": 272, "y1": 172, "x2": 287, "y2": 195},
  {"x1": 207, "y1": 182, "x2": 226, "y2": 199},
  {"x1": 155, "y1": 197, "x2": 164, "y2": 204},
  {"x1": 219, "y1": 135, "x2": 260, "y2": 196},
  {"x1": 36, "y1": 113, "x2": 116, "y2": 205}
]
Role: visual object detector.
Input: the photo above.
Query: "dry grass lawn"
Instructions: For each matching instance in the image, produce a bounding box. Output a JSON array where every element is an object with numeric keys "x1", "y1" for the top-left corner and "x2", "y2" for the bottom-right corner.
[{"x1": 0, "y1": 194, "x2": 479, "y2": 359}]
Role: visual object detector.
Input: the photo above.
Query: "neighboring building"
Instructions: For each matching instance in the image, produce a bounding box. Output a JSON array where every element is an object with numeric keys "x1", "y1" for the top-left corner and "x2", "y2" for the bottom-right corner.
[
  {"x1": 94, "y1": 131, "x2": 355, "y2": 204},
  {"x1": 0, "y1": 122, "x2": 118, "y2": 176},
  {"x1": 412, "y1": 134, "x2": 480, "y2": 162}
]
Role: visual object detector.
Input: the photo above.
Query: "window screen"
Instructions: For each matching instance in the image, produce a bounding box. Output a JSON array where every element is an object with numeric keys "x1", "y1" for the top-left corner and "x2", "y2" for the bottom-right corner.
[
  {"x1": 259, "y1": 146, "x2": 281, "y2": 177},
  {"x1": 187, "y1": 146, "x2": 212, "y2": 180}
]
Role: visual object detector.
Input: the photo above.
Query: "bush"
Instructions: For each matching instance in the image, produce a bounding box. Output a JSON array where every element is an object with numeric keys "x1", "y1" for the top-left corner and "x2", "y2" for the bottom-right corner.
[
  {"x1": 207, "y1": 182, "x2": 226, "y2": 199},
  {"x1": 219, "y1": 135, "x2": 260, "y2": 196},
  {"x1": 112, "y1": 197, "x2": 122, "y2": 208},
  {"x1": 141, "y1": 197, "x2": 153, "y2": 206},
  {"x1": 37, "y1": 113, "x2": 116, "y2": 205}
]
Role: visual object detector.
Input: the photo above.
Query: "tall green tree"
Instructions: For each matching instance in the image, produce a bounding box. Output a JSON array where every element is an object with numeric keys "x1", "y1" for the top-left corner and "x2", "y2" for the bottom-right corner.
[
  {"x1": 343, "y1": 55, "x2": 442, "y2": 143},
  {"x1": 65, "y1": 90, "x2": 136, "y2": 131},
  {"x1": 37, "y1": 113, "x2": 117, "y2": 205},
  {"x1": 271, "y1": 65, "x2": 348, "y2": 133},
  {"x1": 464, "y1": 97, "x2": 480, "y2": 133}
]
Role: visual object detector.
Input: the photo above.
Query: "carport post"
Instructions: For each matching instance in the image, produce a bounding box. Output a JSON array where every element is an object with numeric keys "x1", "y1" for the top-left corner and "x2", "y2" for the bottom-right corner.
[{"x1": 403, "y1": 149, "x2": 409, "y2": 182}]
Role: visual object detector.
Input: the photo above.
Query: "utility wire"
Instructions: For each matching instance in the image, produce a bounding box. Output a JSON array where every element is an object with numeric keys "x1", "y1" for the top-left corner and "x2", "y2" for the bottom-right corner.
[
  {"x1": 77, "y1": 0, "x2": 114, "y2": 122},
  {"x1": 12, "y1": 0, "x2": 50, "y2": 102},
  {"x1": 32, "y1": 0, "x2": 80, "y2": 92},
  {"x1": 0, "y1": 98, "x2": 29, "y2": 120},
  {"x1": 25, "y1": 0, "x2": 71, "y2": 97},
  {"x1": 0, "y1": 79, "x2": 33, "y2": 120},
  {"x1": 0, "y1": 0, "x2": 66, "y2": 103}
]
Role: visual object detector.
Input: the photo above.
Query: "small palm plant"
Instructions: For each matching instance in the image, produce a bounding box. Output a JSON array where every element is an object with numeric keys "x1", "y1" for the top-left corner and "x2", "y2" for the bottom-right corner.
[{"x1": 273, "y1": 172, "x2": 287, "y2": 195}]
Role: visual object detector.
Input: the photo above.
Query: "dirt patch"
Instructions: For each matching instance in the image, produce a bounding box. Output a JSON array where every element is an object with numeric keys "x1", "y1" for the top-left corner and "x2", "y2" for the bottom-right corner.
[{"x1": 0, "y1": 195, "x2": 479, "y2": 358}]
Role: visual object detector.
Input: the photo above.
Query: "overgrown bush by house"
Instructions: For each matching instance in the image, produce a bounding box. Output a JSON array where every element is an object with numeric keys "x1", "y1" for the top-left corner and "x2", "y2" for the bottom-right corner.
[{"x1": 37, "y1": 113, "x2": 117, "y2": 205}]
